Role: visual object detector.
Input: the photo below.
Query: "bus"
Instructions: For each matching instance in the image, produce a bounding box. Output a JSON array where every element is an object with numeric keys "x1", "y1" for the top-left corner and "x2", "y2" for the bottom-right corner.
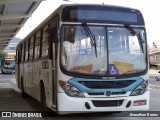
[
  {"x1": 15, "y1": 4, "x2": 149, "y2": 114},
  {"x1": 1, "y1": 57, "x2": 15, "y2": 74}
]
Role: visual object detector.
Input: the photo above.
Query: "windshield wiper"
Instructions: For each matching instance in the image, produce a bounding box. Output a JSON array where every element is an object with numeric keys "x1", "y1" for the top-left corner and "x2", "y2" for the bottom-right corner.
[
  {"x1": 82, "y1": 23, "x2": 97, "y2": 57},
  {"x1": 124, "y1": 24, "x2": 144, "y2": 53}
]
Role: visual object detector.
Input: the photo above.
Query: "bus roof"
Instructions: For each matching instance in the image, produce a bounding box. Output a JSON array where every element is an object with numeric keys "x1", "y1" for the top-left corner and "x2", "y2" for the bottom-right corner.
[{"x1": 17, "y1": 4, "x2": 143, "y2": 47}]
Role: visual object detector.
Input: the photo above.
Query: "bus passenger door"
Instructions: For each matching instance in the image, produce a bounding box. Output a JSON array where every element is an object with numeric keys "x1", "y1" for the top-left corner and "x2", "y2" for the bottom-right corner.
[{"x1": 49, "y1": 20, "x2": 58, "y2": 108}]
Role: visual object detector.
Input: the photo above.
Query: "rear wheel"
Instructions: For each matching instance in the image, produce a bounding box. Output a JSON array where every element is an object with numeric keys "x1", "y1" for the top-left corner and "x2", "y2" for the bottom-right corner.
[{"x1": 21, "y1": 78, "x2": 29, "y2": 97}]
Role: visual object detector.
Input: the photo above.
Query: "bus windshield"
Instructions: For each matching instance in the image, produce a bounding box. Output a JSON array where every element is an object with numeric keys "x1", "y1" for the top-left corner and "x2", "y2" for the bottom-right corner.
[
  {"x1": 61, "y1": 25, "x2": 147, "y2": 76},
  {"x1": 2, "y1": 60, "x2": 15, "y2": 68}
]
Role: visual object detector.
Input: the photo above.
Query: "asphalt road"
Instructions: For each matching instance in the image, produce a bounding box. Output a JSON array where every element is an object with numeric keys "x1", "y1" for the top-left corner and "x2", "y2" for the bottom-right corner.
[{"x1": 0, "y1": 74, "x2": 159, "y2": 120}]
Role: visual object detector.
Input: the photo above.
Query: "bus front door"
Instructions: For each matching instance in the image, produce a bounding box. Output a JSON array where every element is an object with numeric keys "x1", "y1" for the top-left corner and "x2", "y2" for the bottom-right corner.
[{"x1": 50, "y1": 21, "x2": 58, "y2": 108}]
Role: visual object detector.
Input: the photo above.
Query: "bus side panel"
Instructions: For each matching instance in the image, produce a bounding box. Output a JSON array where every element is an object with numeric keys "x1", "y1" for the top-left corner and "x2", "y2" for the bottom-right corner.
[
  {"x1": 31, "y1": 61, "x2": 41, "y2": 102},
  {"x1": 30, "y1": 60, "x2": 51, "y2": 104},
  {"x1": 27, "y1": 62, "x2": 34, "y2": 97},
  {"x1": 48, "y1": 60, "x2": 54, "y2": 107},
  {"x1": 23, "y1": 62, "x2": 32, "y2": 95}
]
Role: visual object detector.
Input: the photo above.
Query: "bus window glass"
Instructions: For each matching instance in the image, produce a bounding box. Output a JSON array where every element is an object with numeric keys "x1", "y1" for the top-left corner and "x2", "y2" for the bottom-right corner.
[
  {"x1": 30, "y1": 37, "x2": 34, "y2": 48},
  {"x1": 61, "y1": 26, "x2": 146, "y2": 76},
  {"x1": 1, "y1": 57, "x2": 15, "y2": 74},
  {"x1": 23, "y1": 43, "x2": 26, "y2": 62},
  {"x1": 34, "y1": 32, "x2": 41, "y2": 59},
  {"x1": 29, "y1": 37, "x2": 34, "y2": 60},
  {"x1": 42, "y1": 25, "x2": 49, "y2": 57},
  {"x1": 62, "y1": 26, "x2": 107, "y2": 74},
  {"x1": 108, "y1": 27, "x2": 146, "y2": 75},
  {"x1": 25, "y1": 41, "x2": 29, "y2": 61},
  {"x1": 29, "y1": 48, "x2": 33, "y2": 60},
  {"x1": 42, "y1": 25, "x2": 49, "y2": 42},
  {"x1": 4, "y1": 60, "x2": 15, "y2": 67},
  {"x1": 42, "y1": 41, "x2": 48, "y2": 57},
  {"x1": 34, "y1": 46, "x2": 40, "y2": 59},
  {"x1": 25, "y1": 50, "x2": 28, "y2": 61}
]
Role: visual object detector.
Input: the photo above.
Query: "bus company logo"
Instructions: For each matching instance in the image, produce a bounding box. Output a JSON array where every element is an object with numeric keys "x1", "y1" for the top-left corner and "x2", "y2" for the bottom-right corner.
[
  {"x1": 2, "y1": 112, "x2": 11, "y2": 117},
  {"x1": 106, "y1": 91, "x2": 111, "y2": 96}
]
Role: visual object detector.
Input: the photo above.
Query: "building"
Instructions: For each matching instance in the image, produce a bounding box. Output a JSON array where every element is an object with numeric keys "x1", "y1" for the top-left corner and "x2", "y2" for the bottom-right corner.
[{"x1": 149, "y1": 41, "x2": 160, "y2": 69}]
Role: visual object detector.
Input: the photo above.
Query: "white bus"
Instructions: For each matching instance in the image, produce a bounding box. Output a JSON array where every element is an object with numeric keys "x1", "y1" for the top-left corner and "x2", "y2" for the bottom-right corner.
[{"x1": 16, "y1": 4, "x2": 149, "y2": 114}]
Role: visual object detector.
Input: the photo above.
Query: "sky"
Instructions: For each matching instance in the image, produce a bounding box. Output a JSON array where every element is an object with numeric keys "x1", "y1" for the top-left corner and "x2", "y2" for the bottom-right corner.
[{"x1": 15, "y1": 0, "x2": 160, "y2": 46}]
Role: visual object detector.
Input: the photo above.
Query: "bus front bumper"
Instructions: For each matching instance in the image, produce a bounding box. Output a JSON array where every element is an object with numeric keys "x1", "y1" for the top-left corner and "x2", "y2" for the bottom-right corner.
[{"x1": 57, "y1": 91, "x2": 150, "y2": 114}]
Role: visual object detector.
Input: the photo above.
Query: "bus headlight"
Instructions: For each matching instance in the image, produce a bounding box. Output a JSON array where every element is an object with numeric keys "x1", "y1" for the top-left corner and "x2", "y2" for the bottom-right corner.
[
  {"x1": 130, "y1": 81, "x2": 148, "y2": 96},
  {"x1": 59, "y1": 80, "x2": 84, "y2": 97}
]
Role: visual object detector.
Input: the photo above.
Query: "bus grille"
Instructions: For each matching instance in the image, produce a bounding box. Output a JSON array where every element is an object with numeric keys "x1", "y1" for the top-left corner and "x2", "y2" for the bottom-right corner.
[
  {"x1": 88, "y1": 92, "x2": 104, "y2": 95},
  {"x1": 87, "y1": 92, "x2": 126, "y2": 96},
  {"x1": 78, "y1": 80, "x2": 135, "y2": 89},
  {"x1": 92, "y1": 100, "x2": 123, "y2": 107}
]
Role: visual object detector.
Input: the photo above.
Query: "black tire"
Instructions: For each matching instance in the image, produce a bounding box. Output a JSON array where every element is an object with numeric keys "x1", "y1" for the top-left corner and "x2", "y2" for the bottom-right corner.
[
  {"x1": 40, "y1": 85, "x2": 51, "y2": 112},
  {"x1": 22, "y1": 91, "x2": 29, "y2": 97},
  {"x1": 21, "y1": 79, "x2": 29, "y2": 98},
  {"x1": 1, "y1": 71, "x2": 4, "y2": 74},
  {"x1": 156, "y1": 76, "x2": 159, "y2": 81},
  {"x1": 41, "y1": 84, "x2": 46, "y2": 107}
]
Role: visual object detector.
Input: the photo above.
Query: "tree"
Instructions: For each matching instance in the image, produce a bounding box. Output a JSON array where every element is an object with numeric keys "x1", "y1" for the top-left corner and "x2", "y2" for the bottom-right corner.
[{"x1": 0, "y1": 51, "x2": 7, "y2": 60}]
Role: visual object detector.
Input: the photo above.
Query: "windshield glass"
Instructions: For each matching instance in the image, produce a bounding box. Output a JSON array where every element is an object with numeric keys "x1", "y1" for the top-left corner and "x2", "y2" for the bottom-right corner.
[
  {"x1": 61, "y1": 25, "x2": 147, "y2": 76},
  {"x1": 108, "y1": 27, "x2": 146, "y2": 75},
  {"x1": 3, "y1": 60, "x2": 15, "y2": 68}
]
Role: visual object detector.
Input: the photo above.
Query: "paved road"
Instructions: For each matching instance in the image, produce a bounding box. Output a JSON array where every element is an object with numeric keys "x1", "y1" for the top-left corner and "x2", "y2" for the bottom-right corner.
[
  {"x1": 0, "y1": 74, "x2": 159, "y2": 120},
  {"x1": 149, "y1": 77, "x2": 160, "y2": 88}
]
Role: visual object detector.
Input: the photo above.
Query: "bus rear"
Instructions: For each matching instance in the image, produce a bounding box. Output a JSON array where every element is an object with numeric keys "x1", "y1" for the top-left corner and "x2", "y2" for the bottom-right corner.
[{"x1": 57, "y1": 4, "x2": 149, "y2": 114}]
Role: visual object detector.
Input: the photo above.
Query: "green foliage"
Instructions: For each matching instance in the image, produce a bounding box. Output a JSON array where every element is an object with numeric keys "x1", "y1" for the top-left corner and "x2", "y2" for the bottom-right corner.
[{"x1": 0, "y1": 52, "x2": 7, "y2": 60}]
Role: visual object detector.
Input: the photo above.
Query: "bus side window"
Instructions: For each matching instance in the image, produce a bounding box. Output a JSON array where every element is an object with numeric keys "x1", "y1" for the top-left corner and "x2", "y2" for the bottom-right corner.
[
  {"x1": 49, "y1": 17, "x2": 59, "y2": 59},
  {"x1": 41, "y1": 25, "x2": 49, "y2": 58},
  {"x1": 18, "y1": 49, "x2": 21, "y2": 64},
  {"x1": 29, "y1": 37, "x2": 34, "y2": 60},
  {"x1": 34, "y1": 31, "x2": 41, "y2": 59},
  {"x1": 25, "y1": 40, "x2": 29, "y2": 61},
  {"x1": 22, "y1": 43, "x2": 25, "y2": 62},
  {"x1": 51, "y1": 26, "x2": 58, "y2": 43},
  {"x1": 50, "y1": 17, "x2": 59, "y2": 43}
]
